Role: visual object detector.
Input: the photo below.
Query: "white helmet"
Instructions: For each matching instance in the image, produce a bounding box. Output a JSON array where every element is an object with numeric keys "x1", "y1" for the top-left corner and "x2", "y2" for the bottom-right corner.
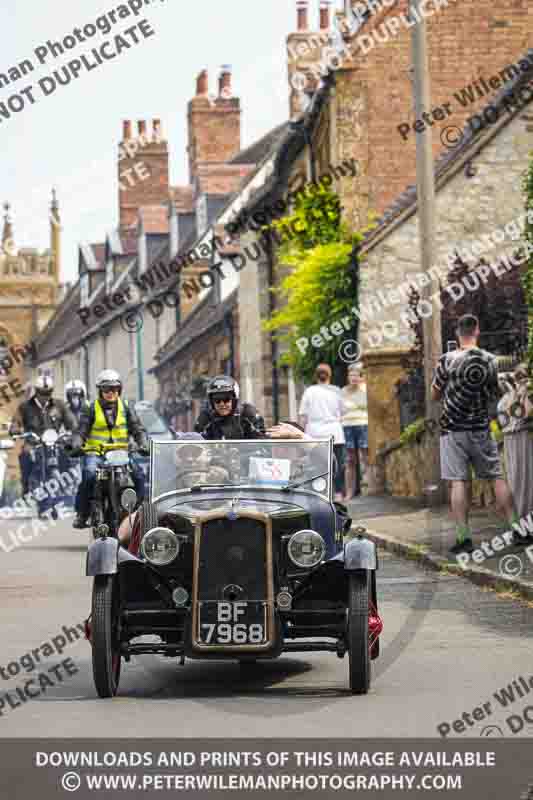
[
  {"x1": 95, "y1": 369, "x2": 122, "y2": 396},
  {"x1": 35, "y1": 374, "x2": 54, "y2": 398},
  {"x1": 65, "y1": 379, "x2": 87, "y2": 410}
]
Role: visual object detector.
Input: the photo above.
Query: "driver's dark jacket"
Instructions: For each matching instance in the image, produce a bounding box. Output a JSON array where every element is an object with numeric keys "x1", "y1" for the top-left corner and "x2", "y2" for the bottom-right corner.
[
  {"x1": 78, "y1": 399, "x2": 148, "y2": 451},
  {"x1": 194, "y1": 402, "x2": 266, "y2": 440},
  {"x1": 11, "y1": 397, "x2": 77, "y2": 436}
]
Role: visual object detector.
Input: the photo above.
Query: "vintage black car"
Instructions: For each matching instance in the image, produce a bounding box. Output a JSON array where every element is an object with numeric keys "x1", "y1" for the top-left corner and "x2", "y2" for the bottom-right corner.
[{"x1": 86, "y1": 438, "x2": 382, "y2": 698}]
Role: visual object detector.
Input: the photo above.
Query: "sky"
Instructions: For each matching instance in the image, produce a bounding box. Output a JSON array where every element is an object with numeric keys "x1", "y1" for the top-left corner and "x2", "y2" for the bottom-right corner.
[{"x1": 0, "y1": 1, "x2": 343, "y2": 286}]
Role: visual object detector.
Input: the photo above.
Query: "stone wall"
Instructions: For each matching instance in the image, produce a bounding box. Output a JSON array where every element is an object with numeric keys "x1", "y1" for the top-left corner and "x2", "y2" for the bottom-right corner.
[{"x1": 380, "y1": 430, "x2": 499, "y2": 507}]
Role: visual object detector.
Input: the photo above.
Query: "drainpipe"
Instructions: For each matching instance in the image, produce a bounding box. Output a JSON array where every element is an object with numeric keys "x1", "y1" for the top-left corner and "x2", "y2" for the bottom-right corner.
[
  {"x1": 82, "y1": 343, "x2": 90, "y2": 397},
  {"x1": 266, "y1": 235, "x2": 280, "y2": 424},
  {"x1": 224, "y1": 312, "x2": 235, "y2": 376},
  {"x1": 136, "y1": 325, "x2": 144, "y2": 400},
  {"x1": 303, "y1": 127, "x2": 317, "y2": 183}
]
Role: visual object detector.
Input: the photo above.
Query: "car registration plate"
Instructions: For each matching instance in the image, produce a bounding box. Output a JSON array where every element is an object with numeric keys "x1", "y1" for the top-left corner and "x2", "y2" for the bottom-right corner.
[{"x1": 198, "y1": 601, "x2": 266, "y2": 645}]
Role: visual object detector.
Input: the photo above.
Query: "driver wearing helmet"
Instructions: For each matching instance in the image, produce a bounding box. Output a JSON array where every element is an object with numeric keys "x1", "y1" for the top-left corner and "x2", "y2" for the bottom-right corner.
[
  {"x1": 194, "y1": 375, "x2": 266, "y2": 440},
  {"x1": 72, "y1": 369, "x2": 149, "y2": 529}
]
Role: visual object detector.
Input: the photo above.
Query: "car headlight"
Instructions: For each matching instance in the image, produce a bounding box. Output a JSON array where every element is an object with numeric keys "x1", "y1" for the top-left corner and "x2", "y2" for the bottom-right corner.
[
  {"x1": 141, "y1": 527, "x2": 180, "y2": 566},
  {"x1": 287, "y1": 529, "x2": 326, "y2": 569}
]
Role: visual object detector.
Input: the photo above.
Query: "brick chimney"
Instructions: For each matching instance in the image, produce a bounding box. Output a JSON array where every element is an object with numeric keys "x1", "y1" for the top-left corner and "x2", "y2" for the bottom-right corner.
[
  {"x1": 287, "y1": 0, "x2": 337, "y2": 119},
  {"x1": 187, "y1": 68, "x2": 241, "y2": 185},
  {"x1": 118, "y1": 119, "x2": 169, "y2": 229}
]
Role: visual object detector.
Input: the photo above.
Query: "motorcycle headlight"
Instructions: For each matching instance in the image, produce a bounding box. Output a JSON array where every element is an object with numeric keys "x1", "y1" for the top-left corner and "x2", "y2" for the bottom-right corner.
[
  {"x1": 141, "y1": 527, "x2": 180, "y2": 566},
  {"x1": 287, "y1": 529, "x2": 326, "y2": 569}
]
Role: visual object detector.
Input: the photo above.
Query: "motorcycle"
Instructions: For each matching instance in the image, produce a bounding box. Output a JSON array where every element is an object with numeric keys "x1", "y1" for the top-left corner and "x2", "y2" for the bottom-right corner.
[
  {"x1": 12, "y1": 429, "x2": 73, "y2": 519},
  {"x1": 85, "y1": 445, "x2": 140, "y2": 538}
]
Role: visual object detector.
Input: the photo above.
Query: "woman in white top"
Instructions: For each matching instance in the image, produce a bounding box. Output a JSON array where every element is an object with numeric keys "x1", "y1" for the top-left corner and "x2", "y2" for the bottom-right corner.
[
  {"x1": 341, "y1": 362, "x2": 368, "y2": 500},
  {"x1": 299, "y1": 363, "x2": 346, "y2": 502}
]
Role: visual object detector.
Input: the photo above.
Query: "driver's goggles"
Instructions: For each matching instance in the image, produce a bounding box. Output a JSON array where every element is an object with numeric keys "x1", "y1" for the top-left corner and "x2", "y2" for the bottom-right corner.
[
  {"x1": 212, "y1": 394, "x2": 233, "y2": 405},
  {"x1": 101, "y1": 386, "x2": 120, "y2": 394}
]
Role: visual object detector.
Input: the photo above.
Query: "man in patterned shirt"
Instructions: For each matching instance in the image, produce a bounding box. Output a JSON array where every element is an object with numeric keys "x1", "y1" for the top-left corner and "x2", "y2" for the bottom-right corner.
[{"x1": 431, "y1": 314, "x2": 518, "y2": 555}]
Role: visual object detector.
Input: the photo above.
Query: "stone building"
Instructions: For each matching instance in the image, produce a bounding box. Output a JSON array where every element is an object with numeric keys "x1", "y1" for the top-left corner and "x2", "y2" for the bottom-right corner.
[{"x1": 0, "y1": 195, "x2": 63, "y2": 488}]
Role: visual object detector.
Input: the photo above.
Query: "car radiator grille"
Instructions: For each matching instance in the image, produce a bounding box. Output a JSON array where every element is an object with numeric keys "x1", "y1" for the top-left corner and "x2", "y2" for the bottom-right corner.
[{"x1": 198, "y1": 517, "x2": 267, "y2": 601}]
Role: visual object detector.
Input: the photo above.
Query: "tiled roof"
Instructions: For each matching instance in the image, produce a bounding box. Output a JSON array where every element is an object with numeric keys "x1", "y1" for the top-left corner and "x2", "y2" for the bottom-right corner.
[
  {"x1": 229, "y1": 122, "x2": 291, "y2": 165},
  {"x1": 361, "y1": 48, "x2": 533, "y2": 252},
  {"x1": 139, "y1": 205, "x2": 169, "y2": 234}
]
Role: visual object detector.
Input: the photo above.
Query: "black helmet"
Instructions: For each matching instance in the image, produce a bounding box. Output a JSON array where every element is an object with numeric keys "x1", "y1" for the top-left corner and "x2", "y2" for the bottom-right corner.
[{"x1": 206, "y1": 375, "x2": 239, "y2": 412}]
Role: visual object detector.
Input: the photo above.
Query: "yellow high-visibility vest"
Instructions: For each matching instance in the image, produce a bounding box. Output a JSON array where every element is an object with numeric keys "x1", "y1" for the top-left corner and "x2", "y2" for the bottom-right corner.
[{"x1": 83, "y1": 398, "x2": 129, "y2": 453}]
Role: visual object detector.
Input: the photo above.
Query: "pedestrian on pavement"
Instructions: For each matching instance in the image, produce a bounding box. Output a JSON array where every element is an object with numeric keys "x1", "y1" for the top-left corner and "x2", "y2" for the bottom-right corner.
[
  {"x1": 431, "y1": 314, "x2": 518, "y2": 555},
  {"x1": 497, "y1": 363, "x2": 533, "y2": 527},
  {"x1": 341, "y1": 362, "x2": 368, "y2": 500},
  {"x1": 299, "y1": 363, "x2": 346, "y2": 502}
]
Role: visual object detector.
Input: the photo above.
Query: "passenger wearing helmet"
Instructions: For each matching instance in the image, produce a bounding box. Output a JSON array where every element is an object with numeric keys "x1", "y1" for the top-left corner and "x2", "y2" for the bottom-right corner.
[
  {"x1": 194, "y1": 375, "x2": 266, "y2": 440},
  {"x1": 9, "y1": 375, "x2": 79, "y2": 506},
  {"x1": 72, "y1": 370, "x2": 149, "y2": 528}
]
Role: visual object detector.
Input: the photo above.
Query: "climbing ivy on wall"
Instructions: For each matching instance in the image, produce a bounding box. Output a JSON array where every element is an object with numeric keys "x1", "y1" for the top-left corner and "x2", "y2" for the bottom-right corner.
[{"x1": 264, "y1": 183, "x2": 374, "y2": 385}]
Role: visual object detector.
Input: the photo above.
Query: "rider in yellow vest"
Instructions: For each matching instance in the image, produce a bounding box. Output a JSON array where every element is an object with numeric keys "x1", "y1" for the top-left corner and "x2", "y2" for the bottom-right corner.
[{"x1": 72, "y1": 369, "x2": 149, "y2": 528}]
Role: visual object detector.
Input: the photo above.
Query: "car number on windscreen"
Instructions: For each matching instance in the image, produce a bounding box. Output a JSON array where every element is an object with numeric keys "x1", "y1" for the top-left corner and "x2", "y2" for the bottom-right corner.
[{"x1": 199, "y1": 601, "x2": 266, "y2": 644}]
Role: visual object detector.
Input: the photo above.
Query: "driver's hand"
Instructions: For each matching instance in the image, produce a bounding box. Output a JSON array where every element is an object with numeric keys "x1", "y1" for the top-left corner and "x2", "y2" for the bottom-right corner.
[{"x1": 267, "y1": 423, "x2": 305, "y2": 440}]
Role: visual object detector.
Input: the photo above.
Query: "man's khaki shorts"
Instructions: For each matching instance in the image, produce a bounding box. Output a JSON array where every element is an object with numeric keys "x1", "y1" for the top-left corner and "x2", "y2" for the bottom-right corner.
[{"x1": 440, "y1": 430, "x2": 503, "y2": 480}]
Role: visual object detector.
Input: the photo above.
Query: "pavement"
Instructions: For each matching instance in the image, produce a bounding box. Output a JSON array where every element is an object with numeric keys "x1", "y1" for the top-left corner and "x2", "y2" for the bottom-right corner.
[{"x1": 347, "y1": 493, "x2": 533, "y2": 601}]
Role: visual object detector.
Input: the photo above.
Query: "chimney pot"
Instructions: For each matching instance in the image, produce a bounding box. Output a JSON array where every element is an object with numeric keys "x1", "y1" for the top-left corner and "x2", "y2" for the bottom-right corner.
[
  {"x1": 219, "y1": 64, "x2": 232, "y2": 97},
  {"x1": 297, "y1": 1, "x2": 308, "y2": 30},
  {"x1": 123, "y1": 120, "x2": 132, "y2": 140},
  {"x1": 320, "y1": 0, "x2": 331, "y2": 30},
  {"x1": 196, "y1": 69, "x2": 209, "y2": 95},
  {"x1": 138, "y1": 120, "x2": 146, "y2": 136},
  {"x1": 152, "y1": 118, "x2": 162, "y2": 140}
]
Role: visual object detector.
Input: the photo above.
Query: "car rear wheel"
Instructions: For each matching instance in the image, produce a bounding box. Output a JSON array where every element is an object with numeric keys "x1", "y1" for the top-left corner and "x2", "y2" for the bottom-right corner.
[
  {"x1": 347, "y1": 570, "x2": 371, "y2": 695},
  {"x1": 91, "y1": 575, "x2": 121, "y2": 698}
]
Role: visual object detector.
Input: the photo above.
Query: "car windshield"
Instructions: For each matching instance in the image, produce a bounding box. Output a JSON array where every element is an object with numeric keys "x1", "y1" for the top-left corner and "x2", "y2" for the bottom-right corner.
[
  {"x1": 134, "y1": 403, "x2": 170, "y2": 436},
  {"x1": 150, "y1": 439, "x2": 332, "y2": 502}
]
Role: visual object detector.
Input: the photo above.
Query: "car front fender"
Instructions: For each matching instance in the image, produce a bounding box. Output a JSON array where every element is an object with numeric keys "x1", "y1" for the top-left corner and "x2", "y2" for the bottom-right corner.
[
  {"x1": 85, "y1": 538, "x2": 141, "y2": 576},
  {"x1": 342, "y1": 535, "x2": 378, "y2": 571}
]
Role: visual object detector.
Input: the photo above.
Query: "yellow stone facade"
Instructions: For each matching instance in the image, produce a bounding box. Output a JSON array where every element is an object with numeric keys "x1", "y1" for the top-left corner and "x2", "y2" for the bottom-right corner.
[{"x1": 0, "y1": 197, "x2": 62, "y2": 487}]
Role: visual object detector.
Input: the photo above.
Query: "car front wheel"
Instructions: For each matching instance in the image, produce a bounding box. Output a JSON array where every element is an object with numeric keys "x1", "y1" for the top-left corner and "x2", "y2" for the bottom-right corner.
[
  {"x1": 91, "y1": 575, "x2": 121, "y2": 698},
  {"x1": 347, "y1": 570, "x2": 371, "y2": 695}
]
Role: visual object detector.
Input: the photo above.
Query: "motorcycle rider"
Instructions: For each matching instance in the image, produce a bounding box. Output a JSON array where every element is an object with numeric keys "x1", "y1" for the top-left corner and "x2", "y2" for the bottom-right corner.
[
  {"x1": 64, "y1": 379, "x2": 88, "y2": 422},
  {"x1": 194, "y1": 376, "x2": 266, "y2": 440},
  {"x1": 9, "y1": 375, "x2": 79, "y2": 516},
  {"x1": 64, "y1": 380, "x2": 88, "y2": 511},
  {"x1": 72, "y1": 369, "x2": 149, "y2": 529}
]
